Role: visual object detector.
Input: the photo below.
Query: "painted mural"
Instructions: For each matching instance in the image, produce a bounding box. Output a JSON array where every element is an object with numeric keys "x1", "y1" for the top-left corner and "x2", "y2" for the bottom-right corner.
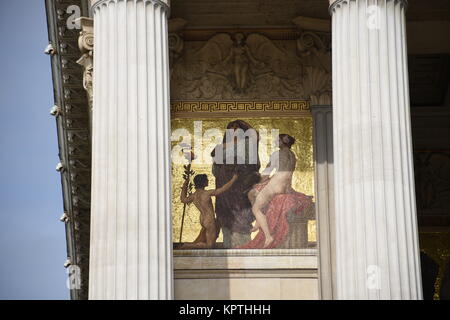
[{"x1": 171, "y1": 116, "x2": 316, "y2": 250}]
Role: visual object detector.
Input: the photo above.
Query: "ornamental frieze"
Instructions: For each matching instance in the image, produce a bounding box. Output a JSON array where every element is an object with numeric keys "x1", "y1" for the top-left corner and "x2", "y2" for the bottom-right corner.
[{"x1": 169, "y1": 17, "x2": 332, "y2": 105}]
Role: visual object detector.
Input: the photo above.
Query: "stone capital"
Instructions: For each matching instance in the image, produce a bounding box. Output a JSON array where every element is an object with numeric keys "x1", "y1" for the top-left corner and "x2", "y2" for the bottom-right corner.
[
  {"x1": 76, "y1": 17, "x2": 94, "y2": 111},
  {"x1": 329, "y1": 0, "x2": 408, "y2": 12},
  {"x1": 76, "y1": 17, "x2": 93, "y2": 54},
  {"x1": 90, "y1": 0, "x2": 170, "y2": 10}
]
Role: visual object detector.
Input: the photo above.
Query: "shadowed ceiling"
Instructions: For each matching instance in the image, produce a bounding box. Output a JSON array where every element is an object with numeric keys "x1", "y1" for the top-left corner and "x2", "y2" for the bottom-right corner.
[{"x1": 171, "y1": 0, "x2": 450, "y2": 27}]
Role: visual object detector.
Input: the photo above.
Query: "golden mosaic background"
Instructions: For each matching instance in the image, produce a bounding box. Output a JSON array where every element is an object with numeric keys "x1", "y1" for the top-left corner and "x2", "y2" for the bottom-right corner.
[{"x1": 171, "y1": 117, "x2": 316, "y2": 244}]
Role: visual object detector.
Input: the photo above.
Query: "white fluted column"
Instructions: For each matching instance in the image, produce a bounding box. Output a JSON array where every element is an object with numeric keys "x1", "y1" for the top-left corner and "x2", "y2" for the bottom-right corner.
[
  {"x1": 329, "y1": 0, "x2": 422, "y2": 299},
  {"x1": 89, "y1": 0, "x2": 173, "y2": 300}
]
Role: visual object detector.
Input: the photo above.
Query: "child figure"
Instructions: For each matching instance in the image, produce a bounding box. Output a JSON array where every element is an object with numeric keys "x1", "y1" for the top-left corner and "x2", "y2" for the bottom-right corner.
[
  {"x1": 180, "y1": 173, "x2": 238, "y2": 249},
  {"x1": 248, "y1": 134, "x2": 297, "y2": 248}
]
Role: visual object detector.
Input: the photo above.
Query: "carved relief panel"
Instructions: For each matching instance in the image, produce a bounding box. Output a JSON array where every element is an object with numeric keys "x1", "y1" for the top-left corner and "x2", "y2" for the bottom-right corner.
[{"x1": 169, "y1": 18, "x2": 332, "y2": 105}]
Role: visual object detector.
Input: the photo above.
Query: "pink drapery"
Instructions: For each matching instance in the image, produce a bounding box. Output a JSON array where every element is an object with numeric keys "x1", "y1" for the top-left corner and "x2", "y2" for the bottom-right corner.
[{"x1": 236, "y1": 180, "x2": 313, "y2": 249}]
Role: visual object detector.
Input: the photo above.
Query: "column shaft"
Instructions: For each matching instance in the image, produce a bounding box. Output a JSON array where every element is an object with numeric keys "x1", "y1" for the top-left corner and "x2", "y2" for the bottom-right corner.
[
  {"x1": 330, "y1": 0, "x2": 422, "y2": 299},
  {"x1": 89, "y1": 0, "x2": 173, "y2": 300},
  {"x1": 313, "y1": 106, "x2": 337, "y2": 299}
]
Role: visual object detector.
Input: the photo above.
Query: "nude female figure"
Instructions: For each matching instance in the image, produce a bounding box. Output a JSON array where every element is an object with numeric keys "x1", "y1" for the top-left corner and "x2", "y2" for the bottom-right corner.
[
  {"x1": 248, "y1": 134, "x2": 297, "y2": 248},
  {"x1": 223, "y1": 33, "x2": 263, "y2": 93}
]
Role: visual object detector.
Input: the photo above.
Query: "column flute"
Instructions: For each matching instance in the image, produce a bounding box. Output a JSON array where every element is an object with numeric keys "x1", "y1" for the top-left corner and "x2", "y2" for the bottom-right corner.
[
  {"x1": 329, "y1": 0, "x2": 422, "y2": 299},
  {"x1": 89, "y1": 0, "x2": 173, "y2": 300}
]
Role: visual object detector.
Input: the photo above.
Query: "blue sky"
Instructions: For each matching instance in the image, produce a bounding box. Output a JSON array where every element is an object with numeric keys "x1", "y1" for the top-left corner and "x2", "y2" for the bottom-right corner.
[{"x1": 0, "y1": 1, "x2": 69, "y2": 299}]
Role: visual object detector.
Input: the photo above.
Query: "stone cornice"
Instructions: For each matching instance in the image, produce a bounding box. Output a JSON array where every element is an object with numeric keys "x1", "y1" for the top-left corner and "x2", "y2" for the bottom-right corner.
[
  {"x1": 292, "y1": 16, "x2": 331, "y2": 33},
  {"x1": 45, "y1": 0, "x2": 92, "y2": 300}
]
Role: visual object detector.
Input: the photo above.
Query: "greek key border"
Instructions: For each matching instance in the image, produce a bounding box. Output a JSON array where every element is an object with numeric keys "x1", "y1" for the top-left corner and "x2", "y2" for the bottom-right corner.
[{"x1": 171, "y1": 100, "x2": 311, "y2": 118}]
